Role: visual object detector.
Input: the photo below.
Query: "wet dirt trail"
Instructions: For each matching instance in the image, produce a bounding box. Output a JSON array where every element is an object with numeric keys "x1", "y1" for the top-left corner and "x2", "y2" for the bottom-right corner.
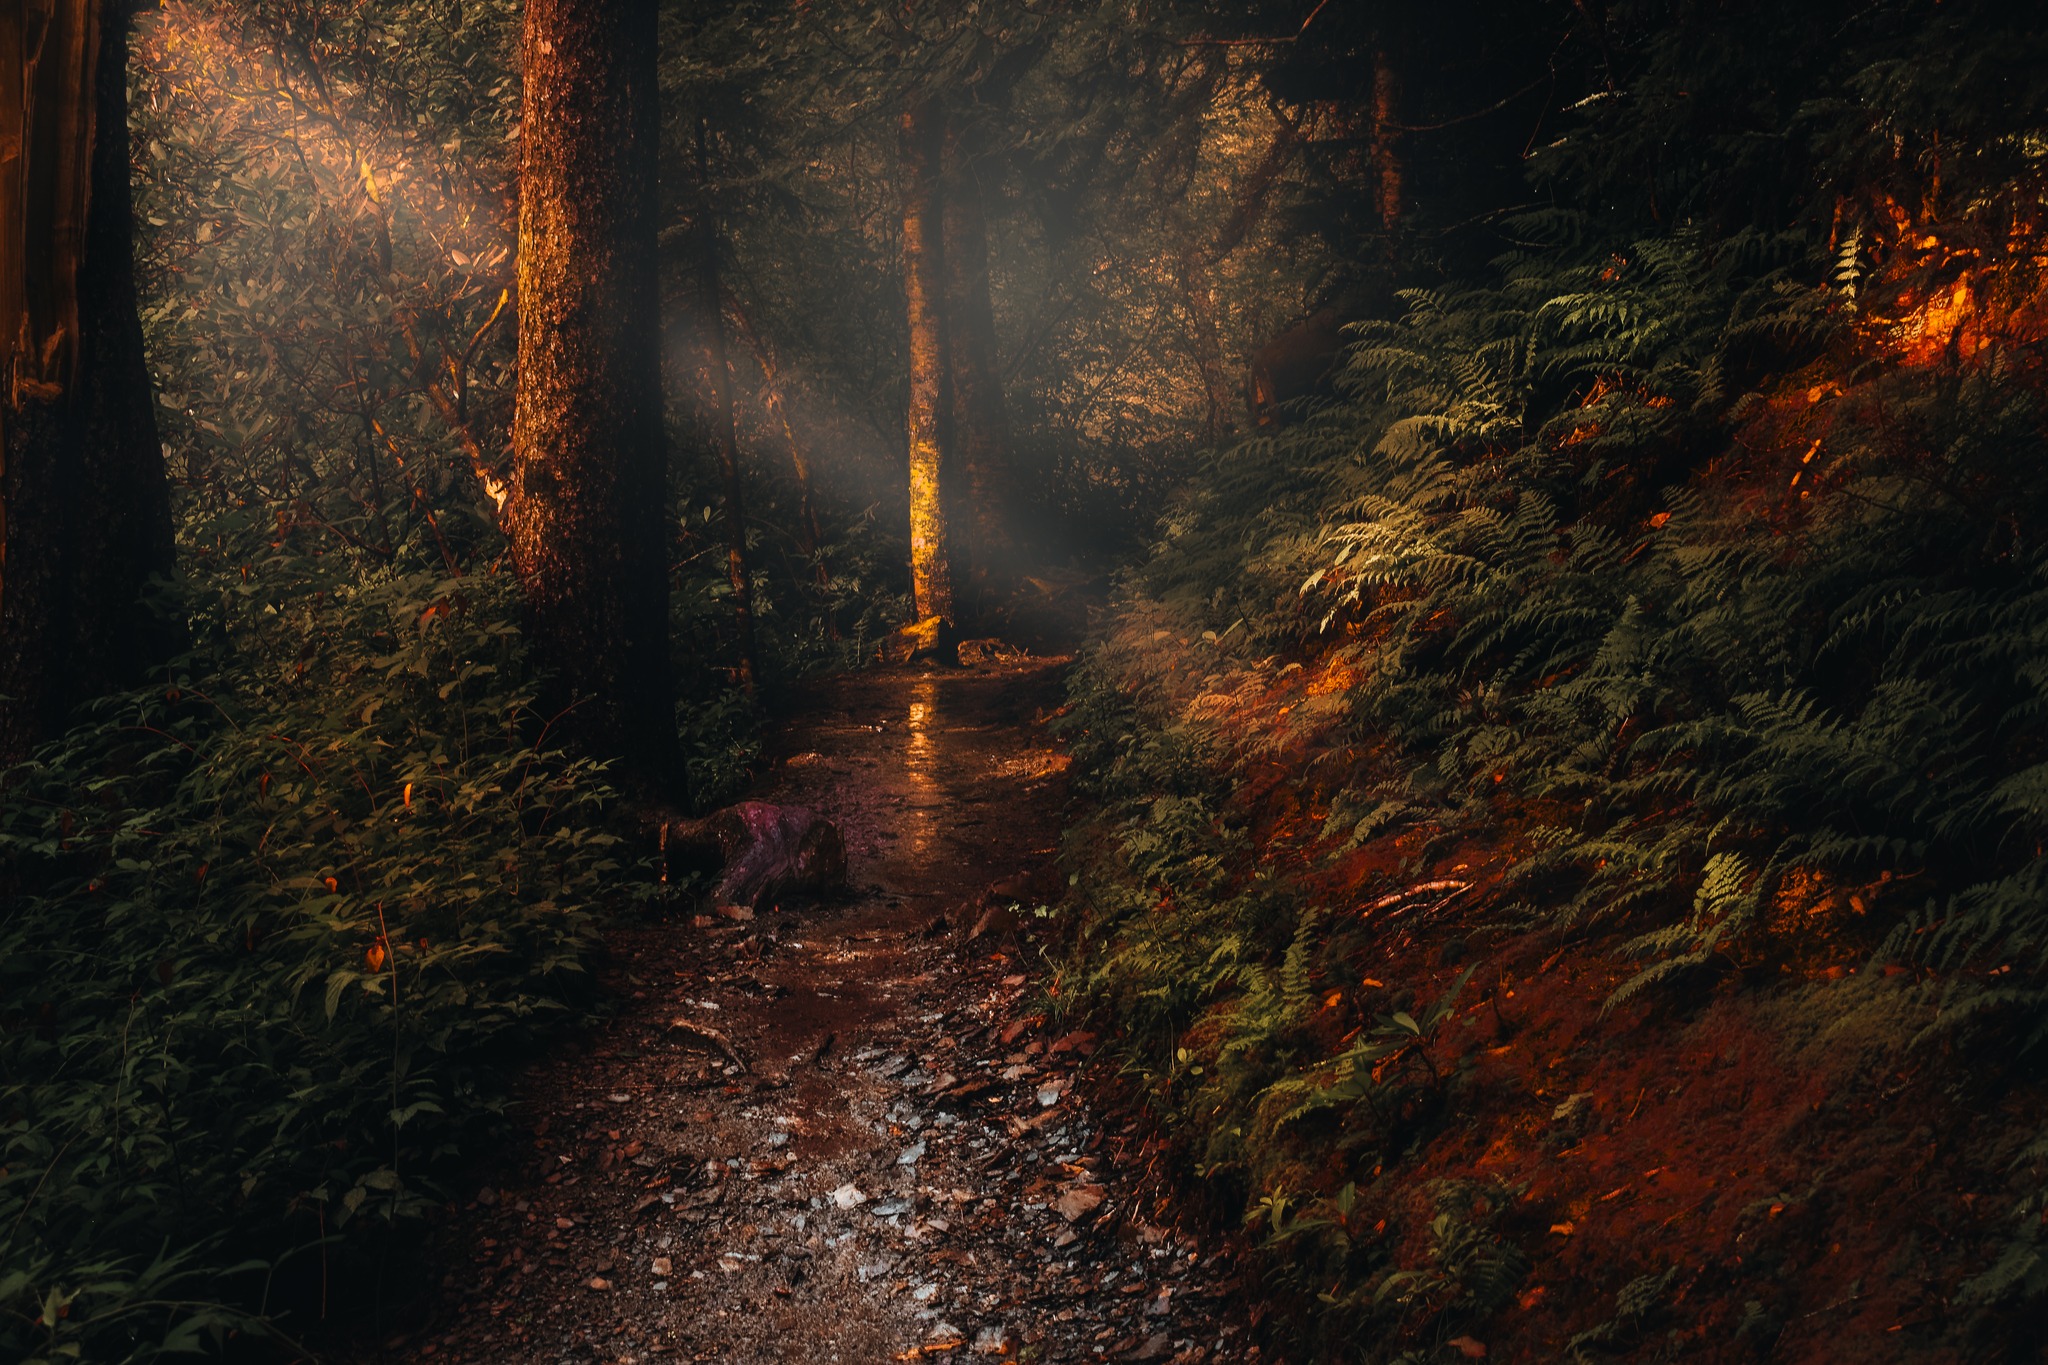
[{"x1": 383, "y1": 659, "x2": 1255, "y2": 1365}]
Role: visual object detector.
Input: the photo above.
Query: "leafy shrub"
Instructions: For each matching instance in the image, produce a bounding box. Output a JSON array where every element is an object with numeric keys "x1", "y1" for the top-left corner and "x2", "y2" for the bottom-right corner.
[
  {"x1": 0, "y1": 565, "x2": 638, "y2": 1362},
  {"x1": 1055, "y1": 9, "x2": 2048, "y2": 1352}
]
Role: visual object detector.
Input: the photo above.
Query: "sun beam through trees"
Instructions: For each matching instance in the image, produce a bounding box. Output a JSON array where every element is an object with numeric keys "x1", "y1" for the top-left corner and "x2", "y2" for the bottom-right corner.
[{"x1": 7, "y1": 1, "x2": 2048, "y2": 1361}]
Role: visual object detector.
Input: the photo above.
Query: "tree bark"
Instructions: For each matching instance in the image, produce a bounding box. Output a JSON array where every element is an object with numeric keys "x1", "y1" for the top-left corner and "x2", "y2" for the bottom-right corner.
[
  {"x1": 940, "y1": 118, "x2": 1013, "y2": 615},
  {"x1": 694, "y1": 117, "x2": 759, "y2": 692},
  {"x1": 1175, "y1": 246, "x2": 1235, "y2": 443},
  {"x1": 1372, "y1": 48, "x2": 1404, "y2": 238},
  {"x1": 505, "y1": 0, "x2": 678, "y2": 784},
  {"x1": 728, "y1": 302, "x2": 829, "y2": 594},
  {"x1": 0, "y1": 0, "x2": 176, "y2": 766},
  {"x1": 899, "y1": 99, "x2": 955, "y2": 629}
]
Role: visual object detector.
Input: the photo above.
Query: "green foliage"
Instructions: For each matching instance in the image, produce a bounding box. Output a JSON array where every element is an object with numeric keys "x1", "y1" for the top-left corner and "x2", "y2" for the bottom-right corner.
[
  {"x1": 1057, "y1": 2, "x2": 2048, "y2": 1355},
  {"x1": 0, "y1": 568, "x2": 637, "y2": 1361}
]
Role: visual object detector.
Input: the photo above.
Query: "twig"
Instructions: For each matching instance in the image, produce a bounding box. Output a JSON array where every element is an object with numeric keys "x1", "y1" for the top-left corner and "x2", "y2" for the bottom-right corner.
[
  {"x1": 1359, "y1": 880, "x2": 1471, "y2": 917},
  {"x1": 1178, "y1": 0, "x2": 1331, "y2": 46},
  {"x1": 669, "y1": 1018, "x2": 750, "y2": 1072}
]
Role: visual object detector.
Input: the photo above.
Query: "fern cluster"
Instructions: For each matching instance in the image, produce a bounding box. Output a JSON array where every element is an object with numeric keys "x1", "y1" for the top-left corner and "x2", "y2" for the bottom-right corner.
[{"x1": 1056, "y1": 4, "x2": 2048, "y2": 1354}]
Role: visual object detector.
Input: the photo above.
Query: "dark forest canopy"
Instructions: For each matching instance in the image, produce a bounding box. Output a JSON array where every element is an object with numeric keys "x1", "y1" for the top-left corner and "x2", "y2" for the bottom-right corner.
[{"x1": 6, "y1": 0, "x2": 2048, "y2": 1359}]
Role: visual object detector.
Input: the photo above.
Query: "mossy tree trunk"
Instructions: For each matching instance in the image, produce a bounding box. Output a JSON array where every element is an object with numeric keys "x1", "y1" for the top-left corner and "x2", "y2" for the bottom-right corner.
[
  {"x1": 506, "y1": 0, "x2": 679, "y2": 785},
  {"x1": 900, "y1": 98, "x2": 955, "y2": 630},
  {"x1": 0, "y1": 0, "x2": 175, "y2": 767}
]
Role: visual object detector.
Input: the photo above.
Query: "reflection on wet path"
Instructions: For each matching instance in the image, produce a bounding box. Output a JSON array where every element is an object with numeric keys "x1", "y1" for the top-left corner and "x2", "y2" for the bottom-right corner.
[{"x1": 902, "y1": 676, "x2": 940, "y2": 859}]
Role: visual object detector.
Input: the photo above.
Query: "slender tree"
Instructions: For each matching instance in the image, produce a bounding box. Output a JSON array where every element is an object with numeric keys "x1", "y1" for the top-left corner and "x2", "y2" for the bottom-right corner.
[
  {"x1": 941, "y1": 117, "x2": 1014, "y2": 615},
  {"x1": 505, "y1": 0, "x2": 679, "y2": 783},
  {"x1": 0, "y1": 0, "x2": 175, "y2": 767},
  {"x1": 1371, "y1": 47, "x2": 1403, "y2": 238},
  {"x1": 899, "y1": 98, "x2": 955, "y2": 631},
  {"x1": 693, "y1": 115, "x2": 759, "y2": 692}
]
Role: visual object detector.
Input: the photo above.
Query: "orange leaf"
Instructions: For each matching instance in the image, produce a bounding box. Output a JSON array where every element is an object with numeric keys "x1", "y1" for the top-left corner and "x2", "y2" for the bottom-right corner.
[
  {"x1": 366, "y1": 942, "x2": 387, "y2": 973},
  {"x1": 402, "y1": 781, "x2": 413, "y2": 808}
]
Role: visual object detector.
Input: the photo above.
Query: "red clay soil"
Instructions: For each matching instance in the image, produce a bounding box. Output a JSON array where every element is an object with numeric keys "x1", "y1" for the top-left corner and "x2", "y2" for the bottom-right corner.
[{"x1": 358, "y1": 658, "x2": 1259, "y2": 1365}]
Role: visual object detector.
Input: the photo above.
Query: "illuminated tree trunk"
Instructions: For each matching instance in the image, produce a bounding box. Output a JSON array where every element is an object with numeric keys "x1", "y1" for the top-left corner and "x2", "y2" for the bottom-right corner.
[
  {"x1": 505, "y1": 0, "x2": 678, "y2": 783},
  {"x1": 899, "y1": 99, "x2": 954, "y2": 629},
  {"x1": 941, "y1": 120, "x2": 1013, "y2": 613},
  {"x1": 694, "y1": 116, "x2": 758, "y2": 693},
  {"x1": 0, "y1": 0, "x2": 175, "y2": 766}
]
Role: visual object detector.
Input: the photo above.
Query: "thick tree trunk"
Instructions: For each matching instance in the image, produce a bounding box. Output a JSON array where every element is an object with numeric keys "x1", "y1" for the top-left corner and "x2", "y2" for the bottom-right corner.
[
  {"x1": 940, "y1": 119, "x2": 1013, "y2": 616},
  {"x1": 899, "y1": 99, "x2": 955, "y2": 629},
  {"x1": 505, "y1": 0, "x2": 678, "y2": 784},
  {"x1": 0, "y1": 0, "x2": 175, "y2": 766},
  {"x1": 694, "y1": 117, "x2": 759, "y2": 692}
]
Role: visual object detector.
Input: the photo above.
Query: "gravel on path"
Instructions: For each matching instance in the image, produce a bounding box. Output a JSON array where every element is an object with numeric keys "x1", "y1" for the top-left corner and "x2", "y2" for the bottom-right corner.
[{"x1": 372, "y1": 659, "x2": 1261, "y2": 1365}]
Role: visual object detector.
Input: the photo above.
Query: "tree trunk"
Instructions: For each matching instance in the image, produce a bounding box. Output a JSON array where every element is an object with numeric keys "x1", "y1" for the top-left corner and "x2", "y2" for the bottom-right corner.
[
  {"x1": 1372, "y1": 49, "x2": 1404, "y2": 238},
  {"x1": 899, "y1": 99, "x2": 955, "y2": 629},
  {"x1": 694, "y1": 116, "x2": 759, "y2": 692},
  {"x1": 505, "y1": 0, "x2": 678, "y2": 784},
  {"x1": 1175, "y1": 246, "x2": 1234, "y2": 443},
  {"x1": 0, "y1": 0, "x2": 176, "y2": 766},
  {"x1": 940, "y1": 118, "x2": 1013, "y2": 616},
  {"x1": 729, "y1": 302, "x2": 830, "y2": 594}
]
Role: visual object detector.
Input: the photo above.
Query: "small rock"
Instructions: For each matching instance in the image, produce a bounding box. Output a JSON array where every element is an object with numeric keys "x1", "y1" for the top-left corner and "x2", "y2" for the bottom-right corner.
[
  {"x1": 651, "y1": 1257, "x2": 672, "y2": 1277},
  {"x1": 972, "y1": 1325, "x2": 1008, "y2": 1355},
  {"x1": 898, "y1": 1141, "x2": 927, "y2": 1166},
  {"x1": 586, "y1": 1277, "x2": 611, "y2": 1292},
  {"x1": 832, "y1": 1182, "x2": 867, "y2": 1209}
]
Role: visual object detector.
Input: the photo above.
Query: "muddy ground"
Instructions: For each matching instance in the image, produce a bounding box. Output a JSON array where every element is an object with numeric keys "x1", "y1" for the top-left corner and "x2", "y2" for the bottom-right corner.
[{"x1": 368, "y1": 658, "x2": 1261, "y2": 1365}]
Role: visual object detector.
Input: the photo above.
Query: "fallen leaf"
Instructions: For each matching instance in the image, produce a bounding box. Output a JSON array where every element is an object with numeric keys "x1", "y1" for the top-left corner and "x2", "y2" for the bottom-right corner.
[
  {"x1": 1448, "y1": 1337, "x2": 1487, "y2": 1359},
  {"x1": 1053, "y1": 1184, "x2": 1106, "y2": 1222}
]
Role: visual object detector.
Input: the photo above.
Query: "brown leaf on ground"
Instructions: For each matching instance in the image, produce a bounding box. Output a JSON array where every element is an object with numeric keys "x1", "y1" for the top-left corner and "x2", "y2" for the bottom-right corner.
[{"x1": 1053, "y1": 1184, "x2": 1107, "y2": 1222}]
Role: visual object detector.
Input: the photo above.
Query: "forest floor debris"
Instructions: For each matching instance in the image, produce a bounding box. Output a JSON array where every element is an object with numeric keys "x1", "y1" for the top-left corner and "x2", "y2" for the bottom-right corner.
[{"x1": 368, "y1": 659, "x2": 1256, "y2": 1364}]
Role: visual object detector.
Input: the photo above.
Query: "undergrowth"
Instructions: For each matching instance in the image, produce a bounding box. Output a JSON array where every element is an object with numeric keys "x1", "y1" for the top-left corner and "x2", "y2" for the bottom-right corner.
[
  {"x1": 1054, "y1": 8, "x2": 2048, "y2": 1352},
  {"x1": 0, "y1": 555, "x2": 648, "y2": 1362}
]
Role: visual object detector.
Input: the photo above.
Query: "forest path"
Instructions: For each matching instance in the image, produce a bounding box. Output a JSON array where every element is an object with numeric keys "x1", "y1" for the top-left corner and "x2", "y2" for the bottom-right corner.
[{"x1": 382, "y1": 659, "x2": 1250, "y2": 1365}]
